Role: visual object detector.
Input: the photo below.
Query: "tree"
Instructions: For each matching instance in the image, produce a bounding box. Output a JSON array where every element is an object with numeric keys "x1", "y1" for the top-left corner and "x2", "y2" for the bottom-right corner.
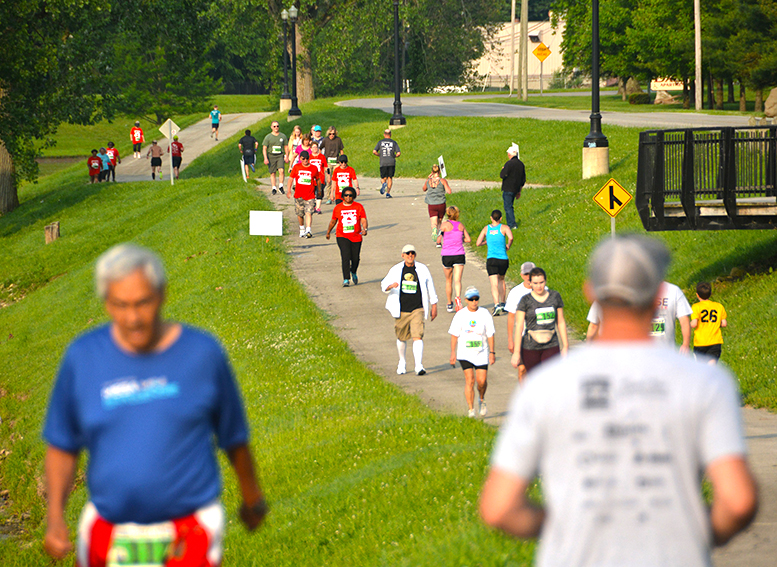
[{"x1": 0, "y1": 0, "x2": 112, "y2": 214}]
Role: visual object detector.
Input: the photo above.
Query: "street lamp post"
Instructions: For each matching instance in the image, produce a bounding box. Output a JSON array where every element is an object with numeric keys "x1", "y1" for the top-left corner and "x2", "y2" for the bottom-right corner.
[
  {"x1": 280, "y1": 9, "x2": 291, "y2": 112},
  {"x1": 582, "y1": 0, "x2": 609, "y2": 179},
  {"x1": 390, "y1": 0, "x2": 406, "y2": 126},
  {"x1": 288, "y1": 5, "x2": 302, "y2": 118}
]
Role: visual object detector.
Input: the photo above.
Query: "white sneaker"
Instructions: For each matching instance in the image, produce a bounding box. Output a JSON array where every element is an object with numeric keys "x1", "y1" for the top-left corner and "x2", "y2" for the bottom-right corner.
[
  {"x1": 467, "y1": 409, "x2": 476, "y2": 418},
  {"x1": 397, "y1": 363, "x2": 406, "y2": 375},
  {"x1": 479, "y1": 400, "x2": 487, "y2": 417}
]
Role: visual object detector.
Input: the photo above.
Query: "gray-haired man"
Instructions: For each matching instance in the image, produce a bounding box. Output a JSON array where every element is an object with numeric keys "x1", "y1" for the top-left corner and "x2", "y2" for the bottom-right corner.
[
  {"x1": 481, "y1": 235, "x2": 757, "y2": 567},
  {"x1": 43, "y1": 244, "x2": 267, "y2": 564}
]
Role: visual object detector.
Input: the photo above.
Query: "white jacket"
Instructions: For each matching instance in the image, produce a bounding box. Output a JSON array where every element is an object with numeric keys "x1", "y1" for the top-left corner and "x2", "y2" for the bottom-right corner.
[{"x1": 381, "y1": 260, "x2": 438, "y2": 319}]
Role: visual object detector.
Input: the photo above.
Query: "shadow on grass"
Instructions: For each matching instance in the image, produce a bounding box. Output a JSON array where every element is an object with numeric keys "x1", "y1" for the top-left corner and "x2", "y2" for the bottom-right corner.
[
  {"x1": 685, "y1": 237, "x2": 777, "y2": 284},
  {"x1": 0, "y1": 179, "x2": 106, "y2": 238}
]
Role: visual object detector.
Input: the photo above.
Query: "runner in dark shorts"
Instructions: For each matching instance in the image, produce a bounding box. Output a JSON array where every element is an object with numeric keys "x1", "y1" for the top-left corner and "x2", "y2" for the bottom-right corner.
[
  {"x1": 442, "y1": 254, "x2": 466, "y2": 268},
  {"x1": 486, "y1": 258, "x2": 509, "y2": 276},
  {"x1": 694, "y1": 344, "x2": 722, "y2": 360},
  {"x1": 380, "y1": 165, "x2": 396, "y2": 179}
]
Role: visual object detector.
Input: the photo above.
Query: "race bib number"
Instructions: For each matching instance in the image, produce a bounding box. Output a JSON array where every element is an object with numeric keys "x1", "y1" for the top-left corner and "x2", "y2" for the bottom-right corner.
[
  {"x1": 272, "y1": 145, "x2": 282, "y2": 154},
  {"x1": 328, "y1": 157, "x2": 338, "y2": 166},
  {"x1": 650, "y1": 317, "x2": 666, "y2": 336},
  {"x1": 465, "y1": 340, "x2": 483, "y2": 349},
  {"x1": 401, "y1": 280, "x2": 418, "y2": 294},
  {"x1": 91, "y1": 162, "x2": 100, "y2": 169},
  {"x1": 298, "y1": 171, "x2": 312, "y2": 185},
  {"x1": 107, "y1": 522, "x2": 175, "y2": 567},
  {"x1": 535, "y1": 306, "x2": 556, "y2": 325}
]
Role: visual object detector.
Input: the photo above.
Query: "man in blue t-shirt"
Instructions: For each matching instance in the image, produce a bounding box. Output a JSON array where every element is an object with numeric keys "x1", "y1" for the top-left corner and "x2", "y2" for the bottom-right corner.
[
  {"x1": 43, "y1": 244, "x2": 267, "y2": 565},
  {"x1": 209, "y1": 105, "x2": 222, "y2": 140}
]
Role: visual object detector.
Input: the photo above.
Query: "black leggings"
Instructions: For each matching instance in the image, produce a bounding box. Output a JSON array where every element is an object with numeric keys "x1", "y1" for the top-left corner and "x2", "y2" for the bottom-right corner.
[{"x1": 336, "y1": 237, "x2": 362, "y2": 279}]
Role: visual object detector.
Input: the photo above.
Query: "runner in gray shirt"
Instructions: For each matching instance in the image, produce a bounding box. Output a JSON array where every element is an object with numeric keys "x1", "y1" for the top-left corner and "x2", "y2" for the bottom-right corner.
[
  {"x1": 373, "y1": 129, "x2": 401, "y2": 198},
  {"x1": 481, "y1": 235, "x2": 757, "y2": 567}
]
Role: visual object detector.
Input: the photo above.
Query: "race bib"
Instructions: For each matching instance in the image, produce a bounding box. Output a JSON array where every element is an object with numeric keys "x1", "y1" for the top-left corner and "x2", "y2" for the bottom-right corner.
[
  {"x1": 91, "y1": 162, "x2": 100, "y2": 169},
  {"x1": 337, "y1": 175, "x2": 350, "y2": 188},
  {"x1": 272, "y1": 145, "x2": 282, "y2": 154},
  {"x1": 465, "y1": 340, "x2": 483, "y2": 349},
  {"x1": 298, "y1": 171, "x2": 312, "y2": 185},
  {"x1": 650, "y1": 317, "x2": 666, "y2": 336},
  {"x1": 107, "y1": 522, "x2": 175, "y2": 567},
  {"x1": 535, "y1": 306, "x2": 556, "y2": 325},
  {"x1": 328, "y1": 157, "x2": 338, "y2": 166},
  {"x1": 401, "y1": 280, "x2": 418, "y2": 294}
]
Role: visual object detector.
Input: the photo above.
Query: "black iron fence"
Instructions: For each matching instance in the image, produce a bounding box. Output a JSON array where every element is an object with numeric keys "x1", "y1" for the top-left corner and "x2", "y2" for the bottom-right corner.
[{"x1": 637, "y1": 126, "x2": 777, "y2": 230}]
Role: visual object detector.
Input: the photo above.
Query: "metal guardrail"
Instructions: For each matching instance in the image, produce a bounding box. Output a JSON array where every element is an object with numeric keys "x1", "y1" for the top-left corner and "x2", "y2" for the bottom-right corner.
[{"x1": 636, "y1": 126, "x2": 777, "y2": 230}]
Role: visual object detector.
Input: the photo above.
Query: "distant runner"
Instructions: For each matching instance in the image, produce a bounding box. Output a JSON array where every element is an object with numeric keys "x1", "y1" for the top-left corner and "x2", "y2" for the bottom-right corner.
[
  {"x1": 87, "y1": 149, "x2": 101, "y2": 183},
  {"x1": 308, "y1": 142, "x2": 327, "y2": 212},
  {"x1": 146, "y1": 141, "x2": 164, "y2": 180},
  {"x1": 448, "y1": 286, "x2": 495, "y2": 418},
  {"x1": 422, "y1": 163, "x2": 451, "y2": 243},
  {"x1": 130, "y1": 121, "x2": 144, "y2": 158},
  {"x1": 505, "y1": 261, "x2": 538, "y2": 382},
  {"x1": 98, "y1": 147, "x2": 111, "y2": 182},
  {"x1": 476, "y1": 210, "x2": 513, "y2": 315},
  {"x1": 373, "y1": 129, "x2": 400, "y2": 198},
  {"x1": 210, "y1": 105, "x2": 222, "y2": 140},
  {"x1": 322, "y1": 126, "x2": 344, "y2": 203},
  {"x1": 326, "y1": 186, "x2": 368, "y2": 287},
  {"x1": 331, "y1": 155, "x2": 360, "y2": 204},
  {"x1": 691, "y1": 281, "x2": 728, "y2": 364},
  {"x1": 286, "y1": 150, "x2": 323, "y2": 238},
  {"x1": 168, "y1": 135, "x2": 184, "y2": 180},
  {"x1": 262, "y1": 121, "x2": 288, "y2": 194},
  {"x1": 105, "y1": 142, "x2": 121, "y2": 182},
  {"x1": 238, "y1": 130, "x2": 259, "y2": 181},
  {"x1": 437, "y1": 206, "x2": 471, "y2": 313}
]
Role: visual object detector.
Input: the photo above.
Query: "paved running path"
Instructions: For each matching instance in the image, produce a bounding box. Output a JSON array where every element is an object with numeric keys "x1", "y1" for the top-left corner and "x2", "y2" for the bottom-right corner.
[
  {"x1": 338, "y1": 96, "x2": 752, "y2": 130},
  {"x1": 254, "y1": 169, "x2": 775, "y2": 566},
  {"x1": 114, "y1": 112, "x2": 271, "y2": 183}
]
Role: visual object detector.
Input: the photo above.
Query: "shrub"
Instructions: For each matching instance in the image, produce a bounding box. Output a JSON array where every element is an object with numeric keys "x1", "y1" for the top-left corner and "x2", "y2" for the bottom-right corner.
[{"x1": 629, "y1": 93, "x2": 652, "y2": 105}]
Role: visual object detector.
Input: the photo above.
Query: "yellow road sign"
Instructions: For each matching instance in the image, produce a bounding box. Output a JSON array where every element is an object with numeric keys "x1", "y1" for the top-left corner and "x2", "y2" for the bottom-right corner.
[
  {"x1": 594, "y1": 178, "x2": 632, "y2": 218},
  {"x1": 533, "y1": 43, "x2": 551, "y2": 63}
]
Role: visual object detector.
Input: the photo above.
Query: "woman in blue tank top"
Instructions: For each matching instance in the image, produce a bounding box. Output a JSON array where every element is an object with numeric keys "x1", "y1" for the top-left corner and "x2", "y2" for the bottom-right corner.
[{"x1": 476, "y1": 210, "x2": 513, "y2": 315}]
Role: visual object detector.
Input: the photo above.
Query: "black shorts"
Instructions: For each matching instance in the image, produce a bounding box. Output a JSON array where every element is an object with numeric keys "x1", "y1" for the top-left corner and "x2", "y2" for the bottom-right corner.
[
  {"x1": 486, "y1": 258, "x2": 509, "y2": 276},
  {"x1": 212, "y1": 123, "x2": 220, "y2": 130},
  {"x1": 459, "y1": 359, "x2": 488, "y2": 371},
  {"x1": 133, "y1": 143, "x2": 142, "y2": 152},
  {"x1": 380, "y1": 165, "x2": 395, "y2": 179},
  {"x1": 243, "y1": 154, "x2": 255, "y2": 165},
  {"x1": 694, "y1": 344, "x2": 722, "y2": 360},
  {"x1": 150, "y1": 157, "x2": 162, "y2": 167},
  {"x1": 442, "y1": 254, "x2": 465, "y2": 268},
  {"x1": 172, "y1": 156, "x2": 182, "y2": 168}
]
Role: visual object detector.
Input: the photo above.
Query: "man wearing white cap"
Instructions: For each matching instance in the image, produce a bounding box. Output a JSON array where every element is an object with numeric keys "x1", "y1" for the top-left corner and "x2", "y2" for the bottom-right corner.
[
  {"x1": 480, "y1": 235, "x2": 757, "y2": 567},
  {"x1": 500, "y1": 143, "x2": 525, "y2": 229},
  {"x1": 381, "y1": 244, "x2": 438, "y2": 375},
  {"x1": 449, "y1": 286, "x2": 496, "y2": 418}
]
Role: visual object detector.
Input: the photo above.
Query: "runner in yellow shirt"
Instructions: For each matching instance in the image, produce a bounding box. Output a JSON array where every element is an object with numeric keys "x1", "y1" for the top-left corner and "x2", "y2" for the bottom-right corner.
[{"x1": 690, "y1": 281, "x2": 727, "y2": 364}]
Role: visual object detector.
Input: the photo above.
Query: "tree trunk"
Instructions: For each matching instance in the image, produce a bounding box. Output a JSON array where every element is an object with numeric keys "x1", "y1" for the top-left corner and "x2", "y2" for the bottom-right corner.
[
  {"x1": 727, "y1": 79, "x2": 734, "y2": 103},
  {"x1": 297, "y1": 31, "x2": 314, "y2": 104},
  {"x1": 715, "y1": 79, "x2": 724, "y2": 110},
  {"x1": 740, "y1": 83, "x2": 746, "y2": 112},
  {"x1": 683, "y1": 78, "x2": 690, "y2": 109},
  {"x1": 618, "y1": 77, "x2": 627, "y2": 101},
  {"x1": 755, "y1": 89, "x2": 763, "y2": 113},
  {"x1": 0, "y1": 140, "x2": 19, "y2": 214}
]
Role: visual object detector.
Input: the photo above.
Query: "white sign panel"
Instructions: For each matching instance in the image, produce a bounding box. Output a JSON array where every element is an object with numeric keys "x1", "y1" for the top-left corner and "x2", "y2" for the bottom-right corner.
[
  {"x1": 159, "y1": 118, "x2": 180, "y2": 139},
  {"x1": 249, "y1": 211, "x2": 283, "y2": 236},
  {"x1": 437, "y1": 155, "x2": 447, "y2": 178},
  {"x1": 650, "y1": 78, "x2": 683, "y2": 91}
]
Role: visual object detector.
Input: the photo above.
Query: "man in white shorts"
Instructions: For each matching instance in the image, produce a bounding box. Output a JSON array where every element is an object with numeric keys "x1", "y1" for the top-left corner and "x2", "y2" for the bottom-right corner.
[{"x1": 480, "y1": 235, "x2": 757, "y2": 567}]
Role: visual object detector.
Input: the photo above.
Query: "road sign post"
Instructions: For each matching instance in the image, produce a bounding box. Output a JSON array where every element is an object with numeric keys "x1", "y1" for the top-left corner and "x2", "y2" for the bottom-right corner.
[
  {"x1": 532, "y1": 43, "x2": 551, "y2": 96},
  {"x1": 159, "y1": 119, "x2": 180, "y2": 186},
  {"x1": 593, "y1": 178, "x2": 632, "y2": 238}
]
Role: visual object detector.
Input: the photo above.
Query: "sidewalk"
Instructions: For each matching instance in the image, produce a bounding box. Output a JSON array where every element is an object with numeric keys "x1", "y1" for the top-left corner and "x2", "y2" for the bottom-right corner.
[
  {"x1": 257, "y1": 172, "x2": 776, "y2": 567},
  {"x1": 115, "y1": 112, "x2": 271, "y2": 183}
]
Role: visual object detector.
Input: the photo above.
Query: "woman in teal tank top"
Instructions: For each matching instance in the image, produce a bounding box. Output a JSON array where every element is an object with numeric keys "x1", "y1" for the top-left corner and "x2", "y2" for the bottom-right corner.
[{"x1": 476, "y1": 210, "x2": 513, "y2": 315}]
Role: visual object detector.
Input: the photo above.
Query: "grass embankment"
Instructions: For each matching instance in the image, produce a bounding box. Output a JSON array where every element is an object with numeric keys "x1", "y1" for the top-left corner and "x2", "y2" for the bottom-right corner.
[{"x1": 0, "y1": 121, "x2": 535, "y2": 565}]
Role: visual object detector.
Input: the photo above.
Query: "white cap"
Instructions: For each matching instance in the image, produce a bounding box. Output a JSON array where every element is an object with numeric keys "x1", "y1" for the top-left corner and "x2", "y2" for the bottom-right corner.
[
  {"x1": 401, "y1": 244, "x2": 416, "y2": 254},
  {"x1": 507, "y1": 143, "x2": 520, "y2": 158}
]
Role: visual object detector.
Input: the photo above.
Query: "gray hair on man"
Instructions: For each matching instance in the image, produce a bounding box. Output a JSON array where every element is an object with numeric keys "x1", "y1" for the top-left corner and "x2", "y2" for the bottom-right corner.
[{"x1": 95, "y1": 244, "x2": 167, "y2": 300}]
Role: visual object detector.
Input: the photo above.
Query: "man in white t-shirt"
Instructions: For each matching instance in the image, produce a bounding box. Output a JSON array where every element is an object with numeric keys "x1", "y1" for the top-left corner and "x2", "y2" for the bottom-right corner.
[
  {"x1": 480, "y1": 235, "x2": 757, "y2": 567},
  {"x1": 505, "y1": 261, "x2": 538, "y2": 381},
  {"x1": 449, "y1": 286, "x2": 495, "y2": 418},
  {"x1": 586, "y1": 282, "x2": 691, "y2": 351}
]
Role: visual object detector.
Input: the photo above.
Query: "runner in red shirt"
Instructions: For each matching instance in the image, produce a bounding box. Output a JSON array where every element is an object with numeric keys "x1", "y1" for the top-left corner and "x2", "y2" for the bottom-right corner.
[
  {"x1": 286, "y1": 151, "x2": 322, "y2": 238},
  {"x1": 331, "y1": 155, "x2": 360, "y2": 203},
  {"x1": 130, "y1": 122, "x2": 144, "y2": 158},
  {"x1": 326, "y1": 187, "x2": 368, "y2": 287},
  {"x1": 87, "y1": 149, "x2": 102, "y2": 183},
  {"x1": 167, "y1": 136, "x2": 184, "y2": 179},
  {"x1": 105, "y1": 142, "x2": 121, "y2": 182},
  {"x1": 308, "y1": 143, "x2": 327, "y2": 215}
]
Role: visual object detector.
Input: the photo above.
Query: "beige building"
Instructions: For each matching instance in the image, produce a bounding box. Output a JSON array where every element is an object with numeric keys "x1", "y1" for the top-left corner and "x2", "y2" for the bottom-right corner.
[{"x1": 474, "y1": 18, "x2": 565, "y2": 91}]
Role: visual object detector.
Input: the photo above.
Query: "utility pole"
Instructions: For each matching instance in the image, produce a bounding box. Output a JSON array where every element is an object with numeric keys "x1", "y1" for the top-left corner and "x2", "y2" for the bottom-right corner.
[
  {"x1": 520, "y1": 0, "x2": 529, "y2": 100},
  {"x1": 509, "y1": 0, "x2": 516, "y2": 96},
  {"x1": 694, "y1": 0, "x2": 702, "y2": 110}
]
